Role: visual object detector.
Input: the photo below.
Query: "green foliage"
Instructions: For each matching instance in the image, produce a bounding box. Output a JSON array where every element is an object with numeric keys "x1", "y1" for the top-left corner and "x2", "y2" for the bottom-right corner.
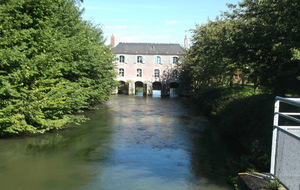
[
  {"x1": 189, "y1": 85, "x2": 275, "y2": 180},
  {"x1": 262, "y1": 179, "x2": 282, "y2": 190},
  {"x1": 181, "y1": 1, "x2": 300, "y2": 184},
  {"x1": 191, "y1": 85, "x2": 256, "y2": 115},
  {"x1": 182, "y1": 0, "x2": 300, "y2": 96},
  {"x1": 216, "y1": 94, "x2": 274, "y2": 176},
  {"x1": 0, "y1": 0, "x2": 117, "y2": 136}
]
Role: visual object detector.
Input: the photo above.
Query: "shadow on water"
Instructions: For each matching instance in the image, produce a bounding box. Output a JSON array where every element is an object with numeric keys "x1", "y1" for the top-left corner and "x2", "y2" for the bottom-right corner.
[
  {"x1": 0, "y1": 95, "x2": 231, "y2": 190},
  {"x1": 0, "y1": 104, "x2": 114, "y2": 190}
]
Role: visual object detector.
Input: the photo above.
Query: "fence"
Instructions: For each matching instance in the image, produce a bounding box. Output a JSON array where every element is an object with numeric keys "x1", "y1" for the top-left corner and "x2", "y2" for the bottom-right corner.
[{"x1": 271, "y1": 96, "x2": 300, "y2": 190}]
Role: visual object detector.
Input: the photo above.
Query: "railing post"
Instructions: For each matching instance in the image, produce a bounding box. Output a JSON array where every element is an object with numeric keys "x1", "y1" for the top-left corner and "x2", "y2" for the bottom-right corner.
[{"x1": 270, "y1": 99, "x2": 280, "y2": 175}]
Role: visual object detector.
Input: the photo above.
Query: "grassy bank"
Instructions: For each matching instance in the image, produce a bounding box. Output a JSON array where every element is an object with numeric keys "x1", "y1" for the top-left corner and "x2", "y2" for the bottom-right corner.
[{"x1": 190, "y1": 85, "x2": 276, "y2": 186}]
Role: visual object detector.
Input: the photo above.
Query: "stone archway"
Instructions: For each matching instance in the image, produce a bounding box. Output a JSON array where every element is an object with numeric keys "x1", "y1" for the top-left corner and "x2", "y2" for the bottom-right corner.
[
  {"x1": 118, "y1": 81, "x2": 128, "y2": 94},
  {"x1": 152, "y1": 82, "x2": 162, "y2": 90},
  {"x1": 152, "y1": 82, "x2": 162, "y2": 97},
  {"x1": 135, "y1": 81, "x2": 144, "y2": 95},
  {"x1": 169, "y1": 82, "x2": 180, "y2": 97},
  {"x1": 170, "y1": 82, "x2": 179, "y2": 88}
]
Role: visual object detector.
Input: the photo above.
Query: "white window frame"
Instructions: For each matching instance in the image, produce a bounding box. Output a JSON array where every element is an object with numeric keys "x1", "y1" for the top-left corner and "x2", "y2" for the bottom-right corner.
[
  {"x1": 137, "y1": 56, "x2": 143, "y2": 63},
  {"x1": 155, "y1": 56, "x2": 164, "y2": 64},
  {"x1": 173, "y1": 57, "x2": 179, "y2": 64},
  {"x1": 172, "y1": 69, "x2": 178, "y2": 78},
  {"x1": 154, "y1": 69, "x2": 160, "y2": 77},
  {"x1": 119, "y1": 55, "x2": 125, "y2": 63},
  {"x1": 137, "y1": 68, "x2": 142, "y2": 77},
  {"x1": 157, "y1": 56, "x2": 161, "y2": 64},
  {"x1": 119, "y1": 68, "x2": 124, "y2": 77}
]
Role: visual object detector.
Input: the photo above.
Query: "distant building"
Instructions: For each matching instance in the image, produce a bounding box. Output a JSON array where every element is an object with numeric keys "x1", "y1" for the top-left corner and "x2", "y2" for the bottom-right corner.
[{"x1": 112, "y1": 37, "x2": 186, "y2": 96}]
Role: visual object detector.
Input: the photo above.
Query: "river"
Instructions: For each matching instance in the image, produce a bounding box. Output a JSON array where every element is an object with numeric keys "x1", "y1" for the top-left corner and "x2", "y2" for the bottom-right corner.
[{"x1": 0, "y1": 95, "x2": 231, "y2": 190}]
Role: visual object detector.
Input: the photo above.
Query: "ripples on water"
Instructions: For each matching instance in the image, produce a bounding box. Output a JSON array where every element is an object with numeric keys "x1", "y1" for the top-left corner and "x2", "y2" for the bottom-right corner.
[{"x1": 0, "y1": 95, "x2": 231, "y2": 190}]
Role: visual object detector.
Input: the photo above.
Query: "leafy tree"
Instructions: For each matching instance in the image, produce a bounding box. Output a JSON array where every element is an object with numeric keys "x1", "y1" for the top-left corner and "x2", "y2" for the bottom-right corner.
[
  {"x1": 232, "y1": 0, "x2": 300, "y2": 95},
  {"x1": 0, "y1": 0, "x2": 117, "y2": 136},
  {"x1": 182, "y1": 19, "x2": 241, "y2": 89},
  {"x1": 182, "y1": 0, "x2": 300, "y2": 95}
]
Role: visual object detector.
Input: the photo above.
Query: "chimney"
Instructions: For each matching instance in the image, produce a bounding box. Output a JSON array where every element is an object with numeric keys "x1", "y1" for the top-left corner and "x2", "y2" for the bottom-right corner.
[
  {"x1": 110, "y1": 34, "x2": 115, "y2": 48},
  {"x1": 184, "y1": 35, "x2": 188, "y2": 49}
]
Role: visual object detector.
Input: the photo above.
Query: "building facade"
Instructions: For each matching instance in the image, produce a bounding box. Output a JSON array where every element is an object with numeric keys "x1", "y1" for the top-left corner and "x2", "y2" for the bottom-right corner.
[{"x1": 112, "y1": 42, "x2": 185, "y2": 96}]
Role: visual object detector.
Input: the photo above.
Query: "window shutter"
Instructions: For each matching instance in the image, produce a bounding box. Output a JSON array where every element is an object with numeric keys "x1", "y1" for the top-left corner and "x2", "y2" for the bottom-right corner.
[
  {"x1": 169, "y1": 57, "x2": 173, "y2": 64},
  {"x1": 116, "y1": 56, "x2": 119, "y2": 63},
  {"x1": 154, "y1": 56, "x2": 158, "y2": 64},
  {"x1": 125, "y1": 55, "x2": 128, "y2": 64},
  {"x1": 142, "y1": 56, "x2": 146, "y2": 64},
  {"x1": 134, "y1": 56, "x2": 137, "y2": 64},
  {"x1": 161, "y1": 57, "x2": 164, "y2": 64}
]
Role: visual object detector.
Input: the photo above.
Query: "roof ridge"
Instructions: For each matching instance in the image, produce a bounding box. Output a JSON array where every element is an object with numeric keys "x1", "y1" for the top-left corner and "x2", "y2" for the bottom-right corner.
[
  {"x1": 119, "y1": 42, "x2": 180, "y2": 45},
  {"x1": 113, "y1": 42, "x2": 184, "y2": 55}
]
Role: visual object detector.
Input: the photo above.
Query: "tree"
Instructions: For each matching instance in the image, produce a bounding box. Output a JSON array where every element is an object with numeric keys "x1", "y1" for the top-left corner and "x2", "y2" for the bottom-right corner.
[
  {"x1": 226, "y1": 0, "x2": 300, "y2": 95},
  {"x1": 182, "y1": 0, "x2": 300, "y2": 95},
  {"x1": 182, "y1": 19, "x2": 241, "y2": 89},
  {"x1": 0, "y1": 0, "x2": 117, "y2": 136}
]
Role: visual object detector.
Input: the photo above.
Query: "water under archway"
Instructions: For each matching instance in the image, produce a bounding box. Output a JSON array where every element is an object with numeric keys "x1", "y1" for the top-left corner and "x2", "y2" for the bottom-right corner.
[
  {"x1": 118, "y1": 81, "x2": 127, "y2": 94},
  {"x1": 152, "y1": 82, "x2": 162, "y2": 97},
  {"x1": 170, "y1": 82, "x2": 179, "y2": 97},
  {"x1": 135, "y1": 81, "x2": 145, "y2": 96}
]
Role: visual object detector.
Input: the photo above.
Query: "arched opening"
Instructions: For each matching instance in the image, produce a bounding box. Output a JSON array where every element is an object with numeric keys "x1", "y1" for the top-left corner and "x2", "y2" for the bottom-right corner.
[
  {"x1": 118, "y1": 81, "x2": 128, "y2": 94},
  {"x1": 170, "y1": 82, "x2": 179, "y2": 88},
  {"x1": 170, "y1": 82, "x2": 180, "y2": 97},
  {"x1": 152, "y1": 82, "x2": 162, "y2": 90},
  {"x1": 152, "y1": 82, "x2": 162, "y2": 97},
  {"x1": 135, "y1": 81, "x2": 144, "y2": 96}
]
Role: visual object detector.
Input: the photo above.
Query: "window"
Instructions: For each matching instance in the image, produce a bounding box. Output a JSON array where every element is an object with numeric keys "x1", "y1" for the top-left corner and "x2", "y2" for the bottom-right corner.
[
  {"x1": 137, "y1": 56, "x2": 143, "y2": 63},
  {"x1": 154, "y1": 69, "x2": 160, "y2": 77},
  {"x1": 173, "y1": 57, "x2": 179, "y2": 64},
  {"x1": 119, "y1": 55, "x2": 125, "y2": 63},
  {"x1": 135, "y1": 55, "x2": 145, "y2": 64},
  {"x1": 119, "y1": 68, "x2": 124, "y2": 77},
  {"x1": 155, "y1": 56, "x2": 163, "y2": 64},
  {"x1": 172, "y1": 70, "x2": 178, "y2": 78},
  {"x1": 137, "y1": 69, "x2": 142, "y2": 77},
  {"x1": 157, "y1": 56, "x2": 161, "y2": 64}
]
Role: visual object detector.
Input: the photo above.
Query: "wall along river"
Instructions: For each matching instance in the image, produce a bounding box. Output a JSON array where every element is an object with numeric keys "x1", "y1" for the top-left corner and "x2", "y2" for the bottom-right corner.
[{"x1": 0, "y1": 95, "x2": 231, "y2": 190}]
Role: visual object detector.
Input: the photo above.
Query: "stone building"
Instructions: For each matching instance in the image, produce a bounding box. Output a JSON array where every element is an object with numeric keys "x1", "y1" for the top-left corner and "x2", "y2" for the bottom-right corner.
[{"x1": 112, "y1": 37, "x2": 187, "y2": 96}]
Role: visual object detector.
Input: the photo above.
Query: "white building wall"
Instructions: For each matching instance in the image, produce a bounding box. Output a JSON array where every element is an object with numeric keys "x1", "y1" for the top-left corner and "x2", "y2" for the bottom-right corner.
[{"x1": 115, "y1": 54, "x2": 180, "y2": 94}]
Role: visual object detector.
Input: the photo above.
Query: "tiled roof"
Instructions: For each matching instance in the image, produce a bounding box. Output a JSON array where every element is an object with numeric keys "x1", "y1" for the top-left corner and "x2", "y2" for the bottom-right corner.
[{"x1": 112, "y1": 43, "x2": 184, "y2": 55}]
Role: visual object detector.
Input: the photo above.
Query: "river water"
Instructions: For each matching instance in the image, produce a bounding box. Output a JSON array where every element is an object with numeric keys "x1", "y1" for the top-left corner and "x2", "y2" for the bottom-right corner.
[{"x1": 0, "y1": 95, "x2": 231, "y2": 190}]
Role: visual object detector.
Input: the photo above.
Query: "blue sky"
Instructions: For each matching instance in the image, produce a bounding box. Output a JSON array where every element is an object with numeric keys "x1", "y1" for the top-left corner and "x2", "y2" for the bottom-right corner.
[{"x1": 80, "y1": 0, "x2": 241, "y2": 46}]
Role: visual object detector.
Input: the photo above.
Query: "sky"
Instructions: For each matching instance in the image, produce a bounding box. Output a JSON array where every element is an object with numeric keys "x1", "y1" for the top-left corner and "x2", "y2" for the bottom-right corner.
[{"x1": 80, "y1": 0, "x2": 241, "y2": 46}]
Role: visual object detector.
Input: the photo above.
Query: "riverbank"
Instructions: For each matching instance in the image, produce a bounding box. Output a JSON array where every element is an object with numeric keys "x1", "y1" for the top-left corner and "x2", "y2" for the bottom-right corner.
[{"x1": 187, "y1": 85, "x2": 276, "y2": 187}]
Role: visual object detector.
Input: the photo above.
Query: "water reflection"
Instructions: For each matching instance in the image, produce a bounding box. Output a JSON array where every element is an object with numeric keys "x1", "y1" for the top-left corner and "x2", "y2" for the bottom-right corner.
[
  {"x1": 0, "y1": 95, "x2": 230, "y2": 190},
  {"x1": 152, "y1": 90, "x2": 161, "y2": 98},
  {"x1": 170, "y1": 88, "x2": 179, "y2": 98}
]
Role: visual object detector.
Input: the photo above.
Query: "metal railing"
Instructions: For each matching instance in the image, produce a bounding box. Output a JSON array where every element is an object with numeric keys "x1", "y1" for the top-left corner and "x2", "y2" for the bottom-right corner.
[{"x1": 271, "y1": 96, "x2": 300, "y2": 190}]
